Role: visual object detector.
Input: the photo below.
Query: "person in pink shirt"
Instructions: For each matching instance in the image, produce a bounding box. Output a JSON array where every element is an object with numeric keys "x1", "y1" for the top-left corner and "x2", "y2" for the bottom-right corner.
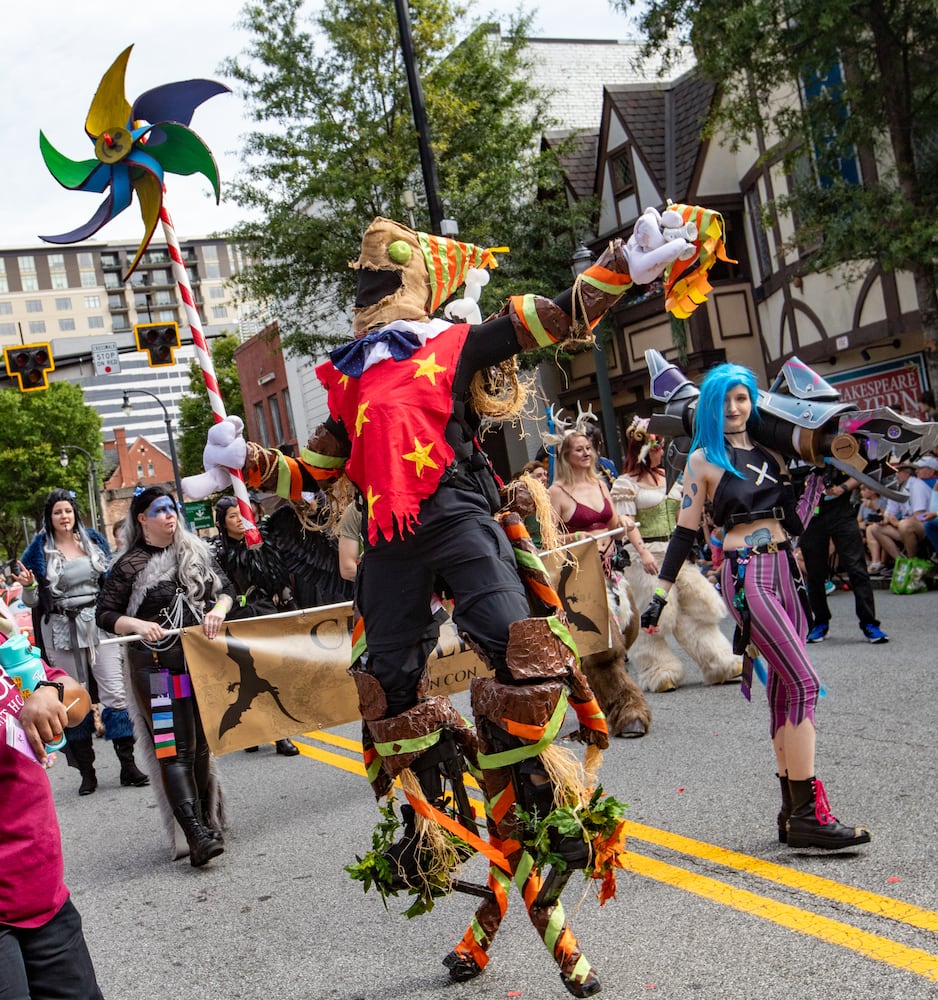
[{"x1": 0, "y1": 624, "x2": 104, "y2": 999}]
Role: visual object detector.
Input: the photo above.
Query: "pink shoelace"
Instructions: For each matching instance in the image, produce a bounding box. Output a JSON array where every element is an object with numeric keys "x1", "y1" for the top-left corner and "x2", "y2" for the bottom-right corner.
[{"x1": 813, "y1": 779, "x2": 837, "y2": 825}]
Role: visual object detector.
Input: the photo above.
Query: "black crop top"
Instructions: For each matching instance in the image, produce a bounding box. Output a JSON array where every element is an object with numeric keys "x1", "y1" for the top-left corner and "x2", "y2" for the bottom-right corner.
[{"x1": 711, "y1": 444, "x2": 787, "y2": 530}]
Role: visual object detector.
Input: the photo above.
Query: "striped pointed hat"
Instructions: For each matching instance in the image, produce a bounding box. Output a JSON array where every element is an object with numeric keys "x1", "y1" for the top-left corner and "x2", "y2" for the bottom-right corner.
[{"x1": 350, "y1": 217, "x2": 504, "y2": 336}]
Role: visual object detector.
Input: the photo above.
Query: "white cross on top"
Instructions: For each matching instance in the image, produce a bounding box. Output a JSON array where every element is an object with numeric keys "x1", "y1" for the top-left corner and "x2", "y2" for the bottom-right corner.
[{"x1": 746, "y1": 461, "x2": 778, "y2": 486}]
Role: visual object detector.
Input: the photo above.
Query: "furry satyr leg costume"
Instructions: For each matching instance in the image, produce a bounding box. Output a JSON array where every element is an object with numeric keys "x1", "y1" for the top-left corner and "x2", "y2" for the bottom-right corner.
[
  {"x1": 625, "y1": 545, "x2": 740, "y2": 693},
  {"x1": 581, "y1": 577, "x2": 650, "y2": 737}
]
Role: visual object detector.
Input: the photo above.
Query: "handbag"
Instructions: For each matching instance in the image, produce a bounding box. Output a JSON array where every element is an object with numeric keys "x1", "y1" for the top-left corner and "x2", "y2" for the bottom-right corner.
[{"x1": 889, "y1": 556, "x2": 932, "y2": 595}]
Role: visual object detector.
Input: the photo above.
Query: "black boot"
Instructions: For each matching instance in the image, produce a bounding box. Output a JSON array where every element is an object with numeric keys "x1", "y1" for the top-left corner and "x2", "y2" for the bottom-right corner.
[
  {"x1": 777, "y1": 773, "x2": 791, "y2": 844},
  {"x1": 67, "y1": 737, "x2": 98, "y2": 796},
  {"x1": 113, "y1": 737, "x2": 150, "y2": 787},
  {"x1": 787, "y1": 777, "x2": 871, "y2": 850},
  {"x1": 275, "y1": 738, "x2": 300, "y2": 756},
  {"x1": 173, "y1": 801, "x2": 225, "y2": 867}
]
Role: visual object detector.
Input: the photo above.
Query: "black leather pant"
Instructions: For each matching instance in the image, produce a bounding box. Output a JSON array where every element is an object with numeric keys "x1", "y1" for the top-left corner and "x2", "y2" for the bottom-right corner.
[
  {"x1": 800, "y1": 499, "x2": 879, "y2": 628},
  {"x1": 128, "y1": 645, "x2": 211, "y2": 809}
]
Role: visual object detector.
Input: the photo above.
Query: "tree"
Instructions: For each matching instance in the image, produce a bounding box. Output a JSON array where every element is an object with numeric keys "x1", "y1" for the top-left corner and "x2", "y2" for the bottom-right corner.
[
  {"x1": 0, "y1": 383, "x2": 103, "y2": 560},
  {"x1": 177, "y1": 335, "x2": 245, "y2": 479},
  {"x1": 614, "y1": 0, "x2": 938, "y2": 355},
  {"x1": 220, "y1": 0, "x2": 594, "y2": 358}
]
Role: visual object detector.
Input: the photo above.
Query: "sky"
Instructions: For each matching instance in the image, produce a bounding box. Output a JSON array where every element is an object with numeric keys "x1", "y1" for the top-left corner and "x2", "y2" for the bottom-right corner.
[{"x1": 1, "y1": 1, "x2": 638, "y2": 250}]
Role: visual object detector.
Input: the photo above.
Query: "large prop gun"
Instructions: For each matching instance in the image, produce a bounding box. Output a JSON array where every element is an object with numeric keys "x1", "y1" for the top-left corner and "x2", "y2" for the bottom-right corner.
[{"x1": 644, "y1": 349, "x2": 938, "y2": 502}]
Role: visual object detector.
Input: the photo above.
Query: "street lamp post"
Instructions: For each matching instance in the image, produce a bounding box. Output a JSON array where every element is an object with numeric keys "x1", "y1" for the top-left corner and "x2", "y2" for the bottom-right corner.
[
  {"x1": 570, "y1": 244, "x2": 622, "y2": 469},
  {"x1": 59, "y1": 444, "x2": 101, "y2": 532},
  {"x1": 121, "y1": 389, "x2": 189, "y2": 528}
]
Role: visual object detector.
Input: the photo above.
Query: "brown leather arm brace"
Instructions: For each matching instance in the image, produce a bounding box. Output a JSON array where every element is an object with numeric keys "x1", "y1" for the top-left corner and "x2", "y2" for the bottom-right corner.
[{"x1": 505, "y1": 239, "x2": 633, "y2": 351}]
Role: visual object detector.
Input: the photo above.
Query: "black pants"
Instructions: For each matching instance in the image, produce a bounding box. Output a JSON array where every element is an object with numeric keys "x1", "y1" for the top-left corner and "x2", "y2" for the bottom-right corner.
[
  {"x1": 0, "y1": 898, "x2": 104, "y2": 1000},
  {"x1": 129, "y1": 646, "x2": 211, "y2": 808},
  {"x1": 356, "y1": 487, "x2": 529, "y2": 716},
  {"x1": 800, "y1": 499, "x2": 879, "y2": 628}
]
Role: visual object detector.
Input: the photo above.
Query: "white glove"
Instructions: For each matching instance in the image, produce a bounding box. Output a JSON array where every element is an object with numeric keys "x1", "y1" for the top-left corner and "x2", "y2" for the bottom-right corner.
[
  {"x1": 443, "y1": 267, "x2": 489, "y2": 326},
  {"x1": 180, "y1": 416, "x2": 247, "y2": 500},
  {"x1": 625, "y1": 207, "x2": 694, "y2": 285}
]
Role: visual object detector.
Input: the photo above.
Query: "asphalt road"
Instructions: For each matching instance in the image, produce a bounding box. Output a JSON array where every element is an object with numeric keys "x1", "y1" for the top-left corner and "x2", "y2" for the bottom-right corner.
[{"x1": 50, "y1": 587, "x2": 938, "y2": 1000}]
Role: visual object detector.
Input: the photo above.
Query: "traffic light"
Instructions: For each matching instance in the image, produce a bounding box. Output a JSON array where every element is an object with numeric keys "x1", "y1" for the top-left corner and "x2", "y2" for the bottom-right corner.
[
  {"x1": 4, "y1": 343, "x2": 55, "y2": 392},
  {"x1": 134, "y1": 322, "x2": 180, "y2": 367}
]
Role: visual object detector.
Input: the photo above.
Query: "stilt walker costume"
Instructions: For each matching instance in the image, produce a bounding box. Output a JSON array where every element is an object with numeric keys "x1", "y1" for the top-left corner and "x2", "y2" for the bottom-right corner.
[{"x1": 183, "y1": 209, "x2": 705, "y2": 996}]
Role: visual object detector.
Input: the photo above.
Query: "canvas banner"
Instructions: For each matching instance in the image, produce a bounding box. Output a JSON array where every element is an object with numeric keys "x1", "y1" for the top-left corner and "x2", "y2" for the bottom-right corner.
[{"x1": 182, "y1": 538, "x2": 610, "y2": 755}]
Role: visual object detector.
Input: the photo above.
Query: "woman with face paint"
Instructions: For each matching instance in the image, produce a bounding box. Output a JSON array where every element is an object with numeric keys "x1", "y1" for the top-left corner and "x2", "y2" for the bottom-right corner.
[
  {"x1": 640, "y1": 363, "x2": 871, "y2": 852},
  {"x1": 16, "y1": 488, "x2": 148, "y2": 796},
  {"x1": 96, "y1": 486, "x2": 234, "y2": 867}
]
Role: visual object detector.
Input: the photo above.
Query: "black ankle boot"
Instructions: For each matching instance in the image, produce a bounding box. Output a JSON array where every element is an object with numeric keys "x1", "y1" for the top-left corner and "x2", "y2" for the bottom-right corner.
[
  {"x1": 113, "y1": 737, "x2": 150, "y2": 787},
  {"x1": 786, "y1": 777, "x2": 871, "y2": 850},
  {"x1": 68, "y1": 737, "x2": 98, "y2": 796},
  {"x1": 275, "y1": 738, "x2": 300, "y2": 756},
  {"x1": 173, "y1": 801, "x2": 225, "y2": 867},
  {"x1": 777, "y1": 773, "x2": 791, "y2": 844}
]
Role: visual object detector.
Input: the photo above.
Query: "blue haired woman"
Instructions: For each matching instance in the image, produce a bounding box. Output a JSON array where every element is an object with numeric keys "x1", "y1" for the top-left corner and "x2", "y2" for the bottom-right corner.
[{"x1": 641, "y1": 363, "x2": 870, "y2": 851}]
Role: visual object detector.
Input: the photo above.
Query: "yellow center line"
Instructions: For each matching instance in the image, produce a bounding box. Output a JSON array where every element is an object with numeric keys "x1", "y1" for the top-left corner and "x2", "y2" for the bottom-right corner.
[
  {"x1": 624, "y1": 851, "x2": 938, "y2": 981},
  {"x1": 621, "y1": 820, "x2": 938, "y2": 934},
  {"x1": 291, "y1": 733, "x2": 938, "y2": 971}
]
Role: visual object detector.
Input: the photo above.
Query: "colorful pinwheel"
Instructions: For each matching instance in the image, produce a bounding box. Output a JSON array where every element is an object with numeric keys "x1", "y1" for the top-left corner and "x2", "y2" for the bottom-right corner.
[{"x1": 39, "y1": 45, "x2": 230, "y2": 279}]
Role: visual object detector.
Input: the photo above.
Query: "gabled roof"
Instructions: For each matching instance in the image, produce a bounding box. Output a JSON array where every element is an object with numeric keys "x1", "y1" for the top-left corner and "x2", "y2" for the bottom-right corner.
[
  {"x1": 604, "y1": 69, "x2": 715, "y2": 203},
  {"x1": 544, "y1": 128, "x2": 600, "y2": 201}
]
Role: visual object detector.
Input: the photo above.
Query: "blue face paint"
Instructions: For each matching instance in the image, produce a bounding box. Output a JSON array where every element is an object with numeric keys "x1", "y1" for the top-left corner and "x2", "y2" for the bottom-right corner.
[{"x1": 147, "y1": 498, "x2": 177, "y2": 518}]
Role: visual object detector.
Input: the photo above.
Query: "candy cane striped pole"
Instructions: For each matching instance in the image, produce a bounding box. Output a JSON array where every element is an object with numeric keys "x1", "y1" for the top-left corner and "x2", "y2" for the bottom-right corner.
[{"x1": 160, "y1": 204, "x2": 262, "y2": 547}]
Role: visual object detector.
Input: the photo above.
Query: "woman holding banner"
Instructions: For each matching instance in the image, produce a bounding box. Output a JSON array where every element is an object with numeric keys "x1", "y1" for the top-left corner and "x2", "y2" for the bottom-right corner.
[{"x1": 96, "y1": 486, "x2": 233, "y2": 868}]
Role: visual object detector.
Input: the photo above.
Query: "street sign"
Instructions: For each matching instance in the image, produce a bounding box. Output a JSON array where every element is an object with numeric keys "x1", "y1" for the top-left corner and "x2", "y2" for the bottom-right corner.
[
  {"x1": 184, "y1": 500, "x2": 214, "y2": 530},
  {"x1": 92, "y1": 341, "x2": 121, "y2": 376}
]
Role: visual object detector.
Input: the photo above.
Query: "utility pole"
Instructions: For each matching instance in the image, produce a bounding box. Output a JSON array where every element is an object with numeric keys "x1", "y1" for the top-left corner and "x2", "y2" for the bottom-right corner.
[{"x1": 394, "y1": 0, "x2": 445, "y2": 235}]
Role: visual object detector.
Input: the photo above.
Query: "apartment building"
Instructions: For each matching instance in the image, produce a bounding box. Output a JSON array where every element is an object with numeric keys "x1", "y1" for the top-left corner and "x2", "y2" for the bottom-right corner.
[{"x1": 0, "y1": 236, "x2": 269, "y2": 451}]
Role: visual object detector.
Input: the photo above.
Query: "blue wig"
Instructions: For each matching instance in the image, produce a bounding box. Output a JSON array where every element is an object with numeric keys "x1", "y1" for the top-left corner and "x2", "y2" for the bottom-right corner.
[{"x1": 689, "y1": 363, "x2": 760, "y2": 478}]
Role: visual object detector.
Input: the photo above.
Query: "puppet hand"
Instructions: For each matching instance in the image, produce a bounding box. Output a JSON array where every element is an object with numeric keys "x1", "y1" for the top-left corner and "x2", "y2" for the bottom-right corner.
[
  {"x1": 180, "y1": 417, "x2": 247, "y2": 499},
  {"x1": 626, "y1": 207, "x2": 692, "y2": 284},
  {"x1": 444, "y1": 267, "x2": 489, "y2": 325}
]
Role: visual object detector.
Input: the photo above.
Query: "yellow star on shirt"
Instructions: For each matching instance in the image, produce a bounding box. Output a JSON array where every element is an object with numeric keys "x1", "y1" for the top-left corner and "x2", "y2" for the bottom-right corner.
[
  {"x1": 411, "y1": 353, "x2": 447, "y2": 385},
  {"x1": 355, "y1": 400, "x2": 371, "y2": 436},
  {"x1": 366, "y1": 485, "x2": 381, "y2": 520},
  {"x1": 338, "y1": 373, "x2": 350, "y2": 390},
  {"x1": 402, "y1": 437, "x2": 439, "y2": 477}
]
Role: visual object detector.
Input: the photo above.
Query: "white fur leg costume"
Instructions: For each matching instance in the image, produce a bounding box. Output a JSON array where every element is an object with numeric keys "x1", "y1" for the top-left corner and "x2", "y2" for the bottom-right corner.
[{"x1": 625, "y1": 542, "x2": 740, "y2": 692}]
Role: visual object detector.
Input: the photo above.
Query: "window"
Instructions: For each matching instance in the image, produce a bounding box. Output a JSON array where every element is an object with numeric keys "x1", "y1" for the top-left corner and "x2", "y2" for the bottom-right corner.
[
  {"x1": 104, "y1": 273, "x2": 121, "y2": 289},
  {"x1": 210, "y1": 286, "x2": 226, "y2": 299},
  {"x1": 0, "y1": 260, "x2": 7, "y2": 294},
  {"x1": 26, "y1": 300, "x2": 42, "y2": 313},
  {"x1": 88, "y1": 316, "x2": 105, "y2": 329},
  {"x1": 801, "y1": 62, "x2": 861, "y2": 189},
  {"x1": 107, "y1": 294, "x2": 125, "y2": 309},
  {"x1": 201, "y1": 244, "x2": 219, "y2": 262},
  {"x1": 157, "y1": 309, "x2": 176, "y2": 322},
  {"x1": 269, "y1": 396, "x2": 284, "y2": 443},
  {"x1": 137, "y1": 463, "x2": 144, "y2": 478},
  {"x1": 609, "y1": 150, "x2": 634, "y2": 195},
  {"x1": 29, "y1": 320, "x2": 46, "y2": 334},
  {"x1": 84, "y1": 295, "x2": 101, "y2": 309},
  {"x1": 151, "y1": 269, "x2": 170, "y2": 285},
  {"x1": 745, "y1": 188, "x2": 772, "y2": 281},
  {"x1": 148, "y1": 462, "x2": 155, "y2": 477},
  {"x1": 0, "y1": 302, "x2": 11, "y2": 315},
  {"x1": 55, "y1": 297, "x2": 72, "y2": 310},
  {"x1": 0, "y1": 323, "x2": 16, "y2": 337},
  {"x1": 204, "y1": 262, "x2": 221, "y2": 279},
  {"x1": 58, "y1": 318, "x2": 76, "y2": 332},
  {"x1": 254, "y1": 402, "x2": 270, "y2": 447},
  {"x1": 51, "y1": 272, "x2": 70, "y2": 290},
  {"x1": 212, "y1": 305, "x2": 228, "y2": 319},
  {"x1": 18, "y1": 257, "x2": 38, "y2": 292}
]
